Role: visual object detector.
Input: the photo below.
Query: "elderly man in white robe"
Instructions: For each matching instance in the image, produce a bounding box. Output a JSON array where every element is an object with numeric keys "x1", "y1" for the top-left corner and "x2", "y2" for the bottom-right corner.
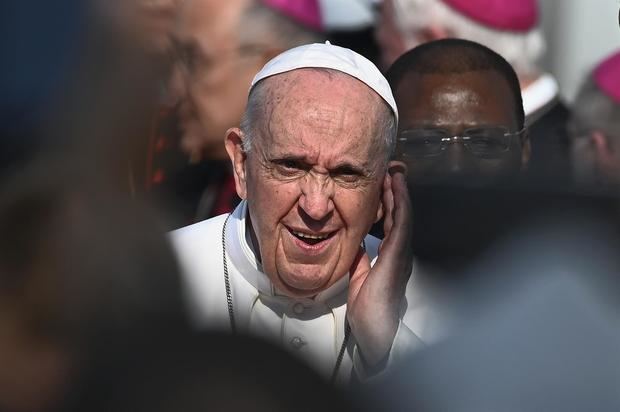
[{"x1": 170, "y1": 42, "x2": 423, "y2": 383}]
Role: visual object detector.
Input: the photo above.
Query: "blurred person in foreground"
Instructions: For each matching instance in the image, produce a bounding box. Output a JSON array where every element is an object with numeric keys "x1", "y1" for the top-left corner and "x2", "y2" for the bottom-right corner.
[
  {"x1": 387, "y1": 38, "x2": 529, "y2": 183},
  {"x1": 146, "y1": 0, "x2": 324, "y2": 227},
  {"x1": 0, "y1": 159, "x2": 188, "y2": 412},
  {"x1": 70, "y1": 331, "x2": 353, "y2": 412},
  {"x1": 376, "y1": 0, "x2": 571, "y2": 186},
  {"x1": 570, "y1": 50, "x2": 620, "y2": 188},
  {"x1": 171, "y1": 42, "x2": 423, "y2": 383},
  {"x1": 366, "y1": 210, "x2": 620, "y2": 411}
]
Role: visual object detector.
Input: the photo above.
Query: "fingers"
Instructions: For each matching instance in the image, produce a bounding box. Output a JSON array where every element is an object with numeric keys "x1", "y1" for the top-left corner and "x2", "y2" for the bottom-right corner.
[
  {"x1": 383, "y1": 161, "x2": 412, "y2": 245},
  {"x1": 391, "y1": 171, "x2": 412, "y2": 236},
  {"x1": 374, "y1": 164, "x2": 413, "y2": 282},
  {"x1": 382, "y1": 172, "x2": 394, "y2": 238}
]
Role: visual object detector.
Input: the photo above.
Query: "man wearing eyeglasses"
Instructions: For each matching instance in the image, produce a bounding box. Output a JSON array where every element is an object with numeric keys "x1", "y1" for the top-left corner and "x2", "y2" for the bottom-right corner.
[
  {"x1": 386, "y1": 38, "x2": 530, "y2": 183},
  {"x1": 377, "y1": 38, "x2": 531, "y2": 345}
]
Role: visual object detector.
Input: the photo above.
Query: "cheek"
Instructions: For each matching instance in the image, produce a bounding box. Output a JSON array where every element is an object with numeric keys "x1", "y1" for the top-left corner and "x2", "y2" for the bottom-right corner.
[
  {"x1": 336, "y1": 188, "x2": 381, "y2": 231},
  {"x1": 248, "y1": 179, "x2": 300, "y2": 225}
]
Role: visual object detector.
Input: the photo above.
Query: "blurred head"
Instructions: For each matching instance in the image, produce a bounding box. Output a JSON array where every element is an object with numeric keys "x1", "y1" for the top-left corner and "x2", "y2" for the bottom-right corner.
[
  {"x1": 225, "y1": 63, "x2": 398, "y2": 297},
  {"x1": 94, "y1": 0, "x2": 182, "y2": 56},
  {"x1": 0, "y1": 159, "x2": 187, "y2": 412},
  {"x1": 387, "y1": 39, "x2": 529, "y2": 182},
  {"x1": 570, "y1": 52, "x2": 620, "y2": 187},
  {"x1": 71, "y1": 332, "x2": 352, "y2": 412},
  {"x1": 171, "y1": 0, "x2": 323, "y2": 161},
  {"x1": 375, "y1": 0, "x2": 545, "y2": 78}
]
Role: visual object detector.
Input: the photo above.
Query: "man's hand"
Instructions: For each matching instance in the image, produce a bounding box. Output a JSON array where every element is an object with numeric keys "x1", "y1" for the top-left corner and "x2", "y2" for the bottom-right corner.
[{"x1": 347, "y1": 164, "x2": 413, "y2": 368}]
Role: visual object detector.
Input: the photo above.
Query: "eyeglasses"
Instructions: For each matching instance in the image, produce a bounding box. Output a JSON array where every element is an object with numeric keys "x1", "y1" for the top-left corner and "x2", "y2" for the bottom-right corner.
[{"x1": 397, "y1": 126, "x2": 526, "y2": 158}]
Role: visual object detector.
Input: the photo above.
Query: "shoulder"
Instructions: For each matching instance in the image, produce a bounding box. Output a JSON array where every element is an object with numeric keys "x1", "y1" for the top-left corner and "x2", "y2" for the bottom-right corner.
[
  {"x1": 168, "y1": 214, "x2": 232, "y2": 327},
  {"x1": 169, "y1": 213, "x2": 230, "y2": 267},
  {"x1": 170, "y1": 214, "x2": 228, "y2": 247}
]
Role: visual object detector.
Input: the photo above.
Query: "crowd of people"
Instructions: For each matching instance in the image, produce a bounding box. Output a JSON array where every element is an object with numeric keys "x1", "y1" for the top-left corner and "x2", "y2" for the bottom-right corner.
[{"x1": 2, "y1": 0, "x2": 620, "y2": 410}]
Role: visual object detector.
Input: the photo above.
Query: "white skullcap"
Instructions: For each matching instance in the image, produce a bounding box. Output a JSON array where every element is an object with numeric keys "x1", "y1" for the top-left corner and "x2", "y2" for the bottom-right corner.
[{"x1": 250, "y1": 41, "x2": 398, "y2": 123}]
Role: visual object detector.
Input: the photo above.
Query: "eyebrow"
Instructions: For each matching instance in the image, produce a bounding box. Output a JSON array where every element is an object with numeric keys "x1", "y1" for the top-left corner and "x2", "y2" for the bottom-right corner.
[{"x1": 268, "y1": 155, "x2": 370, "y2": 174}]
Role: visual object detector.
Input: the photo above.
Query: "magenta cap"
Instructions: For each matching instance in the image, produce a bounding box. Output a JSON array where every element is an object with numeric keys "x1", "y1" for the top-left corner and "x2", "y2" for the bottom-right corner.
[
  {"x1": 262, "y1": 0, "x2": 323, "y2": 31},
  {"x1": 441, "y1": 0, "x2": 538, "y2": 32},
  {"x1": 594, "y1": 51, "x2": 620, "y2": 104}
]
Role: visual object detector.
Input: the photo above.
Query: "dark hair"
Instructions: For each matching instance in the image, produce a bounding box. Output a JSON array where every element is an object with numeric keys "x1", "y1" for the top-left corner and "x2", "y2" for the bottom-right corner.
[
  {"x1": 570, "y1": 76, "x2": 620, "y2": 139},
  {"x1": 386, "y1": 38, "x2": 525, "y2": 129}
]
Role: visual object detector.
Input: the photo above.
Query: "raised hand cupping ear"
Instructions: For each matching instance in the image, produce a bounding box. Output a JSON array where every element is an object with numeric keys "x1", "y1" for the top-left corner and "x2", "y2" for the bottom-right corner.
[{"x1": 347, "y1": 162, "x2": 413, "y2": 368}]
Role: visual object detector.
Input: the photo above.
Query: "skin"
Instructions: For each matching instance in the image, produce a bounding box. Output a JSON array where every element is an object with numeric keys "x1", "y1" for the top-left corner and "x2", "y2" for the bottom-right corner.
[
  {"x1": 375, "y1": 0, "x2": 448, "y2": 70},
  {"x1": 572, "y1": 130, "x2": 620, "y2": 186},
  {"x1": 394, "y1": 70, "x2": 530, "y2": 181},
  {"x1": 225, "y1": 69, "x2": 413, "y2": 365},
  {"x1": 171, "y1": 0, "x2": 267, "y2": 161},
  {"x1": 97, "y1": 0, "x2": 182, "y2": 55},
  {"x1": 374, "y1": 0, "x2": 409, "y2": 71}
]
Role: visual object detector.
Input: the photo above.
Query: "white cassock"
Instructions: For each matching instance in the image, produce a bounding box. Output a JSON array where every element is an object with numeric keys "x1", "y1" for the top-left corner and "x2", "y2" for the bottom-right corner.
[{"x1": 170, "y1": 200, "x2": 425, "y2": 382}]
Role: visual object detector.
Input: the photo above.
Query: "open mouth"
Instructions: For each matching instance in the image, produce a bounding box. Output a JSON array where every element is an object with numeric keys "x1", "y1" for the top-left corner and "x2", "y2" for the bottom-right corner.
[{"x1": 288, "y1": 228, "x2": 336, "y2": 246}]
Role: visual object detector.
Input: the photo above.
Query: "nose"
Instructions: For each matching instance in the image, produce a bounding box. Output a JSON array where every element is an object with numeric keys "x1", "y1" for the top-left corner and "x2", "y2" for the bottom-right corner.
[
  {"x1": 440, "y1": 143, "x2": 475, "y2": 175},
  {"x1": 298, "y1": 173, "x2": 335, "y2": 221}
]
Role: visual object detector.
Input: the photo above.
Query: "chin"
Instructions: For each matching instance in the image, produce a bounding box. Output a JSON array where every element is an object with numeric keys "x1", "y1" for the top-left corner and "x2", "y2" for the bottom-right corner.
[{"x1": 275, "y1": 269, "x2": 336, "y2": 298}]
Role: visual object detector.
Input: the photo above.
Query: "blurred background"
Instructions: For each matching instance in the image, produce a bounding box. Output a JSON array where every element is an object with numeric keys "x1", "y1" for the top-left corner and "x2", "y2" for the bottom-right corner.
[{"x1": 539, "y1": 0, "x2": 620, "y2": 102}]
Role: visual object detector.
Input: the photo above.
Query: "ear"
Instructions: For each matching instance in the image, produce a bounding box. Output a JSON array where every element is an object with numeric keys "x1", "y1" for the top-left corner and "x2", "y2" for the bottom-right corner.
[
  {"x1": 591, "y1": 130, "x2": 610, "y2": 155},
  {"x1": 520, "y1": 129, "x2": 531, "y2": 169},
  {"x1": 591, "y1": 130, "x2": 615, "y2": 170},
  {"x1": 225, "y1": 127, "x2": 248, "y2": 199},
  {"x1": 375, "y1": 160, "x2": 408, "y2": 223}
]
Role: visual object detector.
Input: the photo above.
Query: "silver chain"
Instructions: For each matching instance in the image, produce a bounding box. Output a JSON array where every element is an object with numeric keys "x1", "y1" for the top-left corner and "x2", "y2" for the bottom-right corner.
[
  {"x1": 221, "y1": 213, "x2": 351, "y2": 384},
  {"x1": 222, "y1": 213, "x2": 236, "y2": 334}
]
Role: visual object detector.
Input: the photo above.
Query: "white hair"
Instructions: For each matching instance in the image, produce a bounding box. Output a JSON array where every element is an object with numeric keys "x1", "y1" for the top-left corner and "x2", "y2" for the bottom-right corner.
[
  {"x1": 392, "y1": 0, "x2": 546, "y2": 77},
  {"x1": 240, "y1": 69, "x2": 397, "y2": 164}
]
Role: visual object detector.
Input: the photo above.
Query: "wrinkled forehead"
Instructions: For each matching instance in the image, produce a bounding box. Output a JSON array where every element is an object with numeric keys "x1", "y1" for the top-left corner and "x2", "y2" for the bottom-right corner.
[{"x1": 254, "y1": 69, "x2": 386, "y2": 152}]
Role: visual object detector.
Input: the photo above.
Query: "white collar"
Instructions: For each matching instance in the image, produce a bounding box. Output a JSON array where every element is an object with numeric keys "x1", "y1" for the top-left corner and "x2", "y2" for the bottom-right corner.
[
  {"x1": 225, "y1": 200, "x2": 350, "y2": 304},
  {"x1": 522, "y1": 73, "x2": 559, "y2": 118}
]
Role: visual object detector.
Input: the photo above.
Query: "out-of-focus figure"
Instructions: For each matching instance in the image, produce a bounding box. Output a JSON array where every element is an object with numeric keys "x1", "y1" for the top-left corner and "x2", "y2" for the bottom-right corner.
[
  {"x1": 366, "y1": 211, "x2": 620, "y2": 411},
  {"x1": 386, "y1": 39, "x2": 529, "y2": 183},
  {"x1": 376, "y1": 0, "x2": 572, "y2": 186},
  {"x1": 0, "y1": 0, "x2": 87, "y2": 181},
  {"x1": 570, "y1": 50, "x2": 620, "y2": 187},
  {"x1": 172, "y1": 0, "x2": 322, "y2": 161},
  {"x1": 70, "y1": 332, "x2": 353, "y2": 412},
  {"x1": 0, "y1": 159, "x2": 188, "y2": 412},
  {"x1": 93, "y1": 0, "x2": 182, "y2": 59},
  {"x1": 147, "y1": 0, "x2": 324, "y2": 227}
]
